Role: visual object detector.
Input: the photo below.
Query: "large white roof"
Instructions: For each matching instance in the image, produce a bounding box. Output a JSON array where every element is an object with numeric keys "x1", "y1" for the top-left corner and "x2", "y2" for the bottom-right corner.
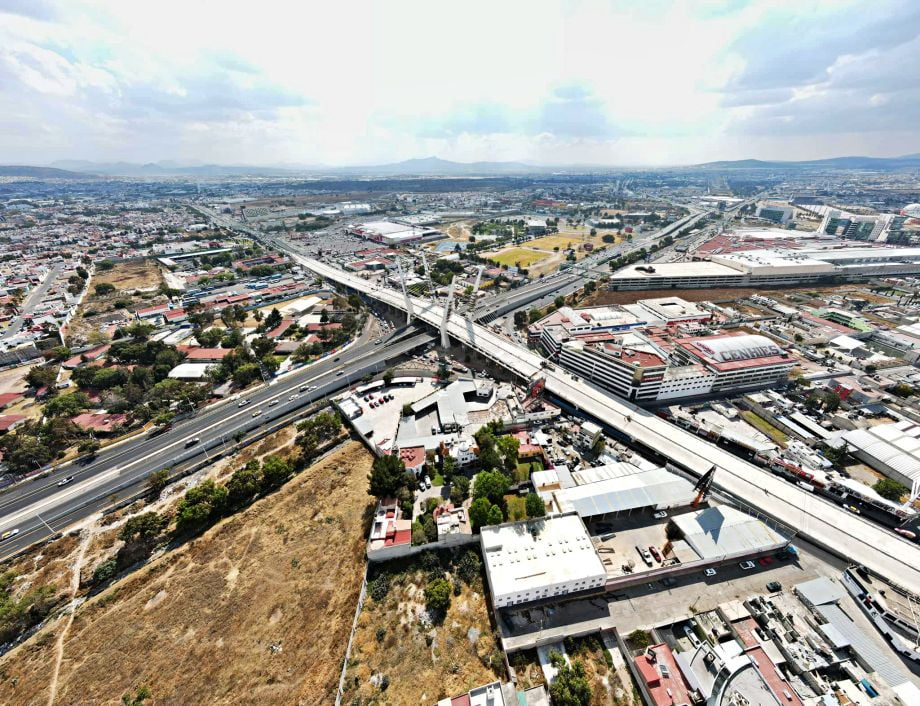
[
  {"x1": 480, "y1": 514, "x2": 605, "y2": 598},
  {"x1": 673, "y1": 506, "x2": 788, "y2": 560},
  {"x1": 691, "y1": 334, "x2": 784, "y2": 363},
  {"x1": 844, "y1": 421, "x2": 920, "y2": 482}
]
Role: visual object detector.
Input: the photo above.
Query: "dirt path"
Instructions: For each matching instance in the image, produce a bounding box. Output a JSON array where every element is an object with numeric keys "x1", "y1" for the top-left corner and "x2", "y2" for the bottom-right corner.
[{"x1": 46, "y1": 528, "x2": 94, "y2": 706}]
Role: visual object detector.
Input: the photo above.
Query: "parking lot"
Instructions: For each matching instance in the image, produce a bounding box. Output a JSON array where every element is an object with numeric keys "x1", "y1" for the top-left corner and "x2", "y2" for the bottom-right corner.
[{"x1": 500, "y1": 536, "x2": 849, "y2": 652}]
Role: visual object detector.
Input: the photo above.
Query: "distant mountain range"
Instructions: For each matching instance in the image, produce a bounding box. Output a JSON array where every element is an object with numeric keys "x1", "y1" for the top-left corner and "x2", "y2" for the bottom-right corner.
[
  {"x1": 1, "y1": 153, "x2": 918, "y2": 180},
  {"x1": 694, "y1": 154, "x2": 920, "y2": 170},
  {"x1": 45, "y1": 156, "x2": 540, "y2": 177},
  {"x1": 0, "y1": 165, "x2": 96, "y2": 179}
]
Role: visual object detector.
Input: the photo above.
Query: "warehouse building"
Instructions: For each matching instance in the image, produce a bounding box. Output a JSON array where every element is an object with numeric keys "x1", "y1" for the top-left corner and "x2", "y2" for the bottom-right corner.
[
  {"x1": 348, "y1": 220, "x2": 444, "y2": 245},
  {"x1": 609, "y1": 247, "x2": 920, "y2": 290},
  {"x1": 841, "y1": 421, "x2": 920, "y2": 491},
  {"x1": 480, "y1": 513, "x2": 606, "y2": 609}
]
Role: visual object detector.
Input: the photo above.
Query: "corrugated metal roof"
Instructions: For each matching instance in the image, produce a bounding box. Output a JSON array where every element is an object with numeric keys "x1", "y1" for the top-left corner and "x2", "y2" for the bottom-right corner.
[
  {"x1": 816, "y1": 603, "x2": 911, "y2": 688},
  {"x1": 672, "y1": 506, "x2": 788, "y2": 560},
  {"x1": 554, "y1": 467, "x2": 695, "y2": 517},
  {"x1": 794, "y1": 577, "x2": 845, "y2": 607}
]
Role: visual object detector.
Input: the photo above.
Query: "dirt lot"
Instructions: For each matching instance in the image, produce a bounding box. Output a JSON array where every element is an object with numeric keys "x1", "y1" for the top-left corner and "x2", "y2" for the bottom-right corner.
[
  {"x1": 0, "y1": 440, "x2": 374, "y2": 706},
  {"x1": 65, "y1": 260, "x2": 166, "y2": 346},
  {"x1": 342, "y1": 553, "x2": 503, "y2": 704},
  {"x1": 586, "y1": 283, "x2": 895, "y2": 308}
]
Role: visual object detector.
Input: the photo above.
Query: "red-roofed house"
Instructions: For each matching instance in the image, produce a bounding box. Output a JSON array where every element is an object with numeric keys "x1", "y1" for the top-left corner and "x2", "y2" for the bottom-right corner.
[
  {"x1": 135, "y1": 303, "x2": 169, "y2": 320},
  {"x1": 177, "y1": 346, "x2": 233, "y2": 362},
  {"x1": 163, "y1": 308, "x2": 188, "y2": 324},
  {"x1": 633, "y1": 644, "x2": 692, "y2": 706},
  {"x1": 62, "y1": 344, "x2": 111, "y2": 369},
  {"x1": 0, "y1": 414, "x2": 27, "y2": 433},
  {"x1": 367, "y1": 497, "x2": 412, "y2": 556},
  {"x1": 70, "y1": 413, "x2": 128, "y2": 434},
  {"x1": 398, "y1": 445, "x2": 426, "y2": 475},
  {"x1": 266, "y1": 319, "x2": 295, "y2": 339},
  {"x1": 0, "y1": 392, "x2": 24, "y2": 409}
]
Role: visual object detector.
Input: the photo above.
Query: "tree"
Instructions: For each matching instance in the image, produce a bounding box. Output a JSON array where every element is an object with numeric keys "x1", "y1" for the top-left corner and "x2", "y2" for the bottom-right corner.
[
  {"x1": 195, "y1": 327, "x2": 223, "y2": 347},
  {"x1": 496, "y1": 435, "x2": 520, "y2": 475},
  {"x1": 450, "y1": 475, "x2": 470, "y2": 506},
  {"x1": 174, "y1": 480, "x2": 228, "y2": 534},
  {"x1": 528, "y1": 308, "x2": 542, "y2": 324},
  {"x1": 368, "y1": 453, "x2": 407, "y2": 499},
  {"x1": 119, "y1": 512, "x2": 167, "y2": 543},
  {"x1": 472, "y1": 470, "x2": 510, "y2": 506},
  {"x1": 554, "y1": 295, "x2": 566, "y2": 309},
  {"x1": 262, "y1": 308, "x2": 283, "y2": 332},
  {"x1": 487, "y1": 504, "x2": 504, "y2": 525},
  {"x1": 864, "y1": 364, "x2": 877, "y2": 375},
  {"x1": 26, "y1": 365, "x2": 57, "y2": 390},
  {"x1": 94, "y1": 282, "x2": 116, "y2": 296},
  {"x1": 92, "y1": 559, "x2": 118, "y2": 585},
  {"x1": 250, "y1": 336, "x2": 276, "y2": 359},
  {"x1": 97, "y1": 259, "x2": 115, "y2": 270},
  {"x1": 549, "y1": 660, "x2": 592, "y2": 706},
  {"x1": 424, "y1": 577, "x2": 452, "y2": 615},
  {"x1": 442, "y1": 454, "x2": 457, "y2": 483},
  {"x1": 261, "y1": 455, "x2": 294, "y2": 491},
  {"x1": 78, "y1": 438, "x2": 101, "y2": 457},
  {"x1": 584, "y1": 280, "x2": 596, "y2": 295},
  {"x1": 228, "y1": 460, "x2": 263, "y2": 506},
  {"x1": 469, "y1": 498, "x2": 495, "y2": 532},
  {"x1": 44, "y1": 391, "x2": 90, "y2": 417},
  {"x1": 873, "y1": 478, "x2": 908, "y2": 503},
  {"x1": 147, "y1": 469, "x2": 170, "y2": 495},
  {"x1": 513, "y1": 310, "x2": 528, "y2": 329},
  {"x1": 382, "y1": 369, "x2": 394, "y2": 387},
  {"x1": 525, "y1": 492, "x2": 546, "y2": 518},
  {"x1": 121, "y1": 686, "x2": 151, "y2": 706}
]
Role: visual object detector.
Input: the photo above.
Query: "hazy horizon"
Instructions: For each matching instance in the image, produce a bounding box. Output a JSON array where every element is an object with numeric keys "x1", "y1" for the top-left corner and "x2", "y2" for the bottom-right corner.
[{"x1": 2, "y1": 0, "x2": 919, "y2": 167}]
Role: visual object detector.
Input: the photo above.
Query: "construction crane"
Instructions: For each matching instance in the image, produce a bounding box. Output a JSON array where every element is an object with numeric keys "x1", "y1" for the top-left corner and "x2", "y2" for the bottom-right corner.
[{"x1": 691, "y1": 465, "x2": 716, "y2": 507}]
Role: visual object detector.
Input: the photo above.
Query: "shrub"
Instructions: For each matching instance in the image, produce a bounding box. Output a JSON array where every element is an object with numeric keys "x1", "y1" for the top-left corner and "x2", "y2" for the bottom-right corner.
[
  {"x1": 424, "y1": 577, "x2": 452, "y2": 615},
  {"x1": 92, "y1": 559, "x2": 118, "y2": 585},
  {"x1": 369, "y1": 573, "x2": 390, "y2": 602}
]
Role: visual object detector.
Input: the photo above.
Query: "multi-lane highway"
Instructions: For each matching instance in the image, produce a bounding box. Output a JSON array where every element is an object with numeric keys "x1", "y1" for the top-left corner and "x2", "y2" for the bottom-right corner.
[
  {"x1": 294, "y1": 254, "x2": 920, "y2": 593},
  {"x1": 0, "y1": 330, "x2": 432, "y2": 560}
]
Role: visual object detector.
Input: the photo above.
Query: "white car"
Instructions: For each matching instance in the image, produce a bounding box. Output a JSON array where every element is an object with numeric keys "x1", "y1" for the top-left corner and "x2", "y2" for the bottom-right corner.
[
  {"x1": 252, "y1": 410, "x2": 263, "y2": 417},
  {"x1": 289, "y1": 394, "x2": 298, "y2": 401},
  {"x1": 0, "y1": 529, "x2": 19, "y2": 541},
  {"x1": 739, "y1": 561, "x2": 756, "y2": 570},
  {"x1": 653, "y1": 510, "x2": 668, "y2": 519},
  {"x1": 268, "y1": 399, "x2": 279, "y2": 407},
  {"x1": 704, "y1": 568, "x2": 717, "y2": 577},
  {"x1": 238, "y1": 399, "x2": 250, "y2": 407},
  {"x1": 57, "y1": 476, "x2": 74, "y2": 487}
]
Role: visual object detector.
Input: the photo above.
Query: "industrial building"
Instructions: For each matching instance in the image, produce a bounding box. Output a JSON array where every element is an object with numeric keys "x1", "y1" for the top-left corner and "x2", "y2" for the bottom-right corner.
[
  {"x1": 557, "y1": 331, "x2": 794, "y2": 404},
  {"x1": 480, "y1": 513, "x2": 606, "y2": 608},
  {"x1": 841, "y1": 421, "x2": 920, "y2": 492},
  {"x1": 609, "y1": 246, "x2": 920, "y2": 290},
  {"x1": 348, "y1": 220, "x2": 444, "y2": 245}
]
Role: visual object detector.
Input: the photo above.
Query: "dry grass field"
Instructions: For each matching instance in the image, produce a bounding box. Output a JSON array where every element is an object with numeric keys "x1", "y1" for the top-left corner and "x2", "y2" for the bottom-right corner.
[
  {"x1": 0, "y1": 440, "x2": 375, "y2": 706},
  {"x1": 485, "y1": 247, "x2": 551, "y2": 268},
  {"x1": 341, "y1": 555, "x2": 503, "y2": 704}
]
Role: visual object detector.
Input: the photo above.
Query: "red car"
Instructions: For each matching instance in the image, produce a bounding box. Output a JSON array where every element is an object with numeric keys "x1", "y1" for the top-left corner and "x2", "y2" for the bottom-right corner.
[
  {"x1": 758, "y1": 556, "x2": 774, "y2": 567},
  {"x1": 649, "y1": 546, "x2": 662, "y2": 562}
]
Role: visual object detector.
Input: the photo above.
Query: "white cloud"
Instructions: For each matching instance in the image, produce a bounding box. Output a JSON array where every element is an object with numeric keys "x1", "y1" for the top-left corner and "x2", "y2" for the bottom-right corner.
[{"x1": 0, "y1": 0, "x2": 918, "y2": 165}]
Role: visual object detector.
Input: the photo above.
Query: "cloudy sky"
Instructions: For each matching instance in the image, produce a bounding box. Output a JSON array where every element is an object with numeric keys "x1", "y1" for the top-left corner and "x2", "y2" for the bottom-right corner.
[{"x1": 2, "y1": 0, "x2": 919, "y2": 166}]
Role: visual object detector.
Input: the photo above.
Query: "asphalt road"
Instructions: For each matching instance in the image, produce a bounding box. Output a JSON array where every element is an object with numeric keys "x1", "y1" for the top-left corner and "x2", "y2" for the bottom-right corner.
[
  {"x1": 0, "y1": 330, "x2": 433, "y2": 560},
  {"x1": 1, "y1": 265, "x2": 61, "y2": 341}
]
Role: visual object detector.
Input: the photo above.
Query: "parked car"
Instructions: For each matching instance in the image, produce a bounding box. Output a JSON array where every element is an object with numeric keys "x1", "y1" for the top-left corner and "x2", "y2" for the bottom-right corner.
[
  {"x1": 423, "y1": 475, "x2": 432, "y2": 489},
  {"x1": 637, "y1": 546, "x2": 654, "y2": 567},
  {"x1": 758, "y1": 556, "x2": 774, "y2": 567},
  {"x1": 661, "y1": 577, "x2": 678, "y2": 587},
  {"x1": 766, "y1": 581, "x2": 783, "y2": 592},
  {"x1": 739, "y1": 561, "x2": 756, "y2": 570},
  {"x1": 704, "y1": 568, "x2": 717, "y2": 577},
  {"x1": 653, "y1": 510, "x2": 668, "y2": 519},
  {"x1": 649, "y1": 546, "x2": 663, "y2": 562}
]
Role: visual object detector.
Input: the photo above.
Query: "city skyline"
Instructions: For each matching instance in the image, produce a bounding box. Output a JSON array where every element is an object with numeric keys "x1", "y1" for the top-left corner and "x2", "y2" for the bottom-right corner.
[{"x1": 1, "y1": 0, "x2": 920, "y2": 166}]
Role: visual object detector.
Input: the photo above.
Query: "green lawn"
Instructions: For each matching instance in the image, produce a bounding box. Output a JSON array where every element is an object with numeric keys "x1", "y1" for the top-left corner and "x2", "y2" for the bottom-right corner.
[
  {"x1": 741, "y1": 411, "x2": 789, "y2": 447},
  {"x1": 515, "y1": 459, "x2": 545, "y2": 483}
]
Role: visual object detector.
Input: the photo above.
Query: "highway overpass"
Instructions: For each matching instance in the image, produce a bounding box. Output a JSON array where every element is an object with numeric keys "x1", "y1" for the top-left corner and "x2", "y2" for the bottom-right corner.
[{"x1": 295, "y1": 254, "x2": 920, "y2": 593}]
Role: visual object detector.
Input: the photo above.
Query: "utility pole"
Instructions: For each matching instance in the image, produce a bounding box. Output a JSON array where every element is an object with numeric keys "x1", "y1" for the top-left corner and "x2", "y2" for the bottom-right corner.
[{"x1": 395, "y1": 257, "x2": 414, "y2": 325}]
